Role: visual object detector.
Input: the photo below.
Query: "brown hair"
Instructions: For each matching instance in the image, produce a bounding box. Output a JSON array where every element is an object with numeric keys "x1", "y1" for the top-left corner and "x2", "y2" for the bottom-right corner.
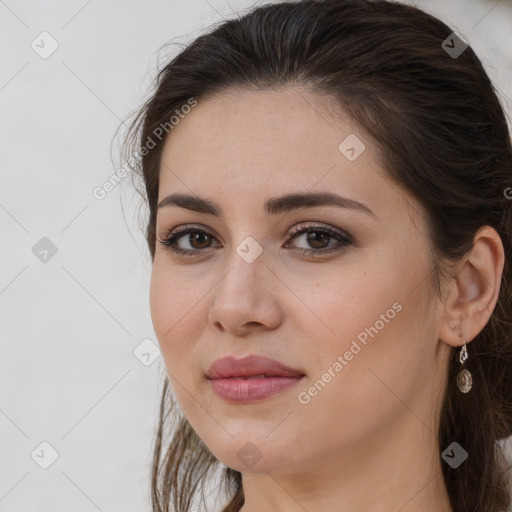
[{"x1": 119, "y1": 0, "x2": 512, "y2": 510}]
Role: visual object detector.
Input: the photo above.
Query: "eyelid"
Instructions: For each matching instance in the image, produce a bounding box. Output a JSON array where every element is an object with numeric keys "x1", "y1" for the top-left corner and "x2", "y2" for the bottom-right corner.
[
  {"x1": 158, "y1": 223, "x2": 220, "y2": 244},
  {"x1": 287, "y1": 221, "x2": 354, "y2": 243},
  {"x1": 159, "y1": 221, "x2": 352, "y2": 241}
]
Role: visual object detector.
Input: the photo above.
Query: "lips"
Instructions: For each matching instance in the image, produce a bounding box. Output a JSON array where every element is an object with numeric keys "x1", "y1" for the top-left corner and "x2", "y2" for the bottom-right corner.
[
  {"x1": 206, "y1": 354, "x2": 306, "y2": 403},
  {"x1": 206, "y1": 354, "x2": 305, "y2": 380}
]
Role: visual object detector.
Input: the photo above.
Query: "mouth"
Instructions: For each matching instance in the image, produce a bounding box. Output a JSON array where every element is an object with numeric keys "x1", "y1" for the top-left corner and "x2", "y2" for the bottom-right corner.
[{"x1": 206, "y1": 354, "x2": 306, "y2": 403}]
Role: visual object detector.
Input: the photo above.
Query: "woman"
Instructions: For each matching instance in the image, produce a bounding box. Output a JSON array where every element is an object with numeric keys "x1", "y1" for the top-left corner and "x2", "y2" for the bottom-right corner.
[{"x1": 120, "y1": 0, "x2": 512, "y2": 510}]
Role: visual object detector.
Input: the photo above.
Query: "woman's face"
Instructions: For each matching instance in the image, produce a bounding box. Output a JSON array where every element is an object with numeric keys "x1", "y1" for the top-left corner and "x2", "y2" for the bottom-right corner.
[{"x1": 150, "y1": 87, "x2": 451, "y2": 474}]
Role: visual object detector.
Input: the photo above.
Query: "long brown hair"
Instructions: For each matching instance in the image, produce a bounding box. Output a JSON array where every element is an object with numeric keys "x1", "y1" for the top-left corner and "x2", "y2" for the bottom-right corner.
[{"x1": 119, "y1": 1, "x2": 512, "y2": 510}]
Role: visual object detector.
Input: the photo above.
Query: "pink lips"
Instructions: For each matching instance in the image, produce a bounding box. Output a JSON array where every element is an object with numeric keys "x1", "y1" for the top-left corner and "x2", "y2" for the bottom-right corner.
[{"x1": 206, "y1": 355, "x2": 306, "y2": 403}]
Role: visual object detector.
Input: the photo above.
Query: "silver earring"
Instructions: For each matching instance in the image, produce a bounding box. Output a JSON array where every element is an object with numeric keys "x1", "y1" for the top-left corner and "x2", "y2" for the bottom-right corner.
[{"x1": 456, "y1": 332, "x2": 472, "y2": 393}]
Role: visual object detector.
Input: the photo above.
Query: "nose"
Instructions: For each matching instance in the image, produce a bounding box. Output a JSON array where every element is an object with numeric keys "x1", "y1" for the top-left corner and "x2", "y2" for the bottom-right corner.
[{"x1": 207, "y1": 247, "x2": 283, "y2": 336}]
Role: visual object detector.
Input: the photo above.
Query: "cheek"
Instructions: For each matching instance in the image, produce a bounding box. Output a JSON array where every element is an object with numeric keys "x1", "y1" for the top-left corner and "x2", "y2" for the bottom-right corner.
[
  {"x1": 286, "y1": 262, "x2": 399, "y2": 358},
  {"x1": 149, "y1": 264, "x2": 198, "y2": 366},
  {"x1": 293, "y1": 254, "x2": 428, "y2": 406},
  {"x1": 149, "y1": 272, "x2": 203, "y2": 417},
  {"x1": 291, "y1": 305, "x2": 408, "y2": 452}
]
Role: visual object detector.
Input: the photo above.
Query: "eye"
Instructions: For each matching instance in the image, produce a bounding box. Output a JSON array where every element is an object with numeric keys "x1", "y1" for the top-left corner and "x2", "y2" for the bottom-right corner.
[
  {"x1": 157, "y1": 225, "x2": 218, "y2": 256},
  {"x1": 285, "y1": 222, "x2": 354, "y2": 257},
  {"x1": 156, "y1": 222, "x2": 354, "y2": 258}
]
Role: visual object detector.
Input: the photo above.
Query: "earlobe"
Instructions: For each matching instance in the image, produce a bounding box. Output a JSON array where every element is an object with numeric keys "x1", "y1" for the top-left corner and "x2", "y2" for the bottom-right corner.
[{"x1": 438, "y1": 225, "x2": 505, "y2": 348}]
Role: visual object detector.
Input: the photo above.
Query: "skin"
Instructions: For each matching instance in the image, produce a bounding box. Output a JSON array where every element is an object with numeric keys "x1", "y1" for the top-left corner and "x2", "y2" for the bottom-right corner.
[{"x1": 149, "y1": 87, "x2": 504, "y2": 512}]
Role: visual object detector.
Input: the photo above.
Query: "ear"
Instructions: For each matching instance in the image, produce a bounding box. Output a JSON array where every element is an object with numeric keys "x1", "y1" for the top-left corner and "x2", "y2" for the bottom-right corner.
[{"x1": 438, "y1": 226, "x2": 505, "y2": 347}]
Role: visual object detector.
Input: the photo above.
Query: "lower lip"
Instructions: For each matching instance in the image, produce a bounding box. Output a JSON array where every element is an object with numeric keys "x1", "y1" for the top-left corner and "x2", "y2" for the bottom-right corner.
[{"x1": 209, "y1": 376, "x2": 305, "y2": 403}]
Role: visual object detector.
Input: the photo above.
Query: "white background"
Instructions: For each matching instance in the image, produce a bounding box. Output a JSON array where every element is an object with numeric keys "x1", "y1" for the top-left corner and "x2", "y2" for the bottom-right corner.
[{"x1": 1, "y1": 0, "x2": 511, "y2": 511}]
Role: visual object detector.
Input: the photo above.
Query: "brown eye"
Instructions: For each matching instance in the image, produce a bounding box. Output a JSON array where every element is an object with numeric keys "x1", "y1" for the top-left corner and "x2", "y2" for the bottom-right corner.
[
  {"x1": 187, "y1": 232, "x2": 212, "y2": 250},
  {"x1": 286, "y1": 223, "x2": 354, "y2": 257},
  {"x1": 157, "y1": 227, "x2": 219, "y2": 256},
  {"x1": 304, "y1": 231, "x2": 331, "y2": 249}
]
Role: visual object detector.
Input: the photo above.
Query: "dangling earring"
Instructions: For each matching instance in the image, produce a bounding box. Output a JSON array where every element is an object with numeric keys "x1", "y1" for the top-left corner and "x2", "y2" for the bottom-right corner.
[{"x1": 456, "y1": 330, "x2": 472, "y2": 393}]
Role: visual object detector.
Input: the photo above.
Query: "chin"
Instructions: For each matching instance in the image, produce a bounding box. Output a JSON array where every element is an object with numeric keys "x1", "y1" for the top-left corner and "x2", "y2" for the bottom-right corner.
[{"x1": 206, "y1": 435, "x2": 301, "y2": 474}]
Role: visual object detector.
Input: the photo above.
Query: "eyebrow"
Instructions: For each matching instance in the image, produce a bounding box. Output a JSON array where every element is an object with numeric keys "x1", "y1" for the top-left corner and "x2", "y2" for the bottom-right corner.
[{"x1": 157, "y1": 191, "x2": 377, "y2": 218}]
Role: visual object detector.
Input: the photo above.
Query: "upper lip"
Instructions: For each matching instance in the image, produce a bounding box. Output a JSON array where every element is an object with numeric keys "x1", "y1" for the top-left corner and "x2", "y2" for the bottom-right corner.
[{"x1": 206, "y1": 355, "x2": 305, "y2": 379}]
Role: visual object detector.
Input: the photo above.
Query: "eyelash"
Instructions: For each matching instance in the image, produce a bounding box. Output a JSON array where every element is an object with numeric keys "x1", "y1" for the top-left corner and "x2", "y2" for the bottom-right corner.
[{"x1": 156, "y1": 222, "x2": 354, "y2": 258}]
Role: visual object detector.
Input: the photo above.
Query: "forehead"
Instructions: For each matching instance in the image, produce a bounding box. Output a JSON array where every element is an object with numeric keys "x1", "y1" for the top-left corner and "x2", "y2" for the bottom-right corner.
[
  {"x1": 161, "y1": 87, "x2": 363, "y2": 160},
  {"x1": 157, "y1": 87, "x2": 409, "y2": 225}
]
